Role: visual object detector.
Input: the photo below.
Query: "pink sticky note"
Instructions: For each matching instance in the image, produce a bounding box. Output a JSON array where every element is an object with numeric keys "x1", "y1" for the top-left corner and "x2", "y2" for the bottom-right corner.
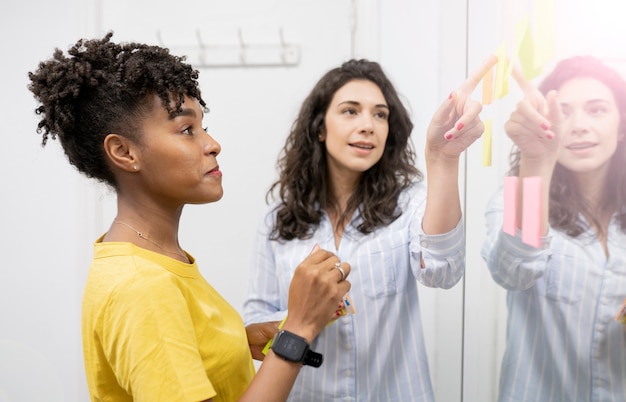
[
  {"x1": 521, "y1": 177, "x2": 542, "y2": 248},
  {"x1": 503, "y1": 176, "x2": 518, "y2": 236}
]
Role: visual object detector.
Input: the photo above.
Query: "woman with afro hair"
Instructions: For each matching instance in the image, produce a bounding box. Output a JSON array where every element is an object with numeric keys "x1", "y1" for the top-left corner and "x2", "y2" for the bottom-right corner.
[{"x1": 28, "y1": 32, "x2": 352, "y2": 402}]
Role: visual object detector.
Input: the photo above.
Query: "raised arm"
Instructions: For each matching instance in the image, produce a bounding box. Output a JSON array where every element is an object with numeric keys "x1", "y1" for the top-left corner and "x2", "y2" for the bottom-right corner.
[
  {"x1": 422, "y1": 55, "x2": 498, "y2": 234},
  {"x1": 506, "y1": 67, "x2": 563, "y2": 235}
]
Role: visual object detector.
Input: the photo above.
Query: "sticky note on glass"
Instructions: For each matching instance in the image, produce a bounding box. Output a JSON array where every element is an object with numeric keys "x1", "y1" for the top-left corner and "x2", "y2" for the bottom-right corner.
[
  {"x1": 503, "y1": 176, "x2": 518, "y2": 236},
  {"x1": 533, "y1": 0, "x2": 555, "y2": 71},
  {"x1": 482, "y1": 65, "x2": 494, "y2": 105},
  {"x1": 521, "y1": 176, "x2": 542, "y2": 247},
  {"x1": 482, "y1": 119, "x2": 493, "y2": 166},
  {"x1": 494, "y1": 43, "x2": 510, "y2": 99}
]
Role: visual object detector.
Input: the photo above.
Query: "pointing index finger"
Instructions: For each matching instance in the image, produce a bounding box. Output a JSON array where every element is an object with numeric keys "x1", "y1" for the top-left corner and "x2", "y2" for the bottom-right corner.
[
  {"x1": 511, "y1": 64, "x2": 547, "y2": 114},
  {"x1": 511, "y1": 64, "x2": 535, "y2": 96},
  {"x1": 457, "y1": 54, "x2": 499, "y2": 95}
]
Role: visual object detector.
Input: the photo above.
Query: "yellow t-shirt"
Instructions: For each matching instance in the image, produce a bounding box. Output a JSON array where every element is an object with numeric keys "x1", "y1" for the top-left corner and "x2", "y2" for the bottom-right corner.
[{"x1": 82, "y1": 237, "x2": 254, "y2": 402}]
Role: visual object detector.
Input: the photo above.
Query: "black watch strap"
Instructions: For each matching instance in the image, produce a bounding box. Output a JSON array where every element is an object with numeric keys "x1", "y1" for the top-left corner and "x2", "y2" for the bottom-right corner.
[{"x1": 303, "y1": 349, "x2": 323, "y2": 367}]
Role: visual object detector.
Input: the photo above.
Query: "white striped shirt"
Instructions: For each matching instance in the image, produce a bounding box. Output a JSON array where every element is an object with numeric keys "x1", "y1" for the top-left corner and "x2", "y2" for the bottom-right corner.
[
  {"x1": 244, "y1": 182, "x2": 465, "y2": 402},
  {"x1": 482, "y1": 187, "x2": 626, "y2": 402}
]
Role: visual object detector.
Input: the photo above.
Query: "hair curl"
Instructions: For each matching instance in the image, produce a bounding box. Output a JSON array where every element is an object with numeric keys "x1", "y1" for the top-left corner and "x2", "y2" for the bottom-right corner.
[
  {"x1": 269, "y1": 59, "x2": 421, "y2": 240},
  {"x1": 28, "y1": 32, "x2": 207, "y2": 188},
  {"x1": 508, "y1": 56, "x2": 626, "y2": 237}
]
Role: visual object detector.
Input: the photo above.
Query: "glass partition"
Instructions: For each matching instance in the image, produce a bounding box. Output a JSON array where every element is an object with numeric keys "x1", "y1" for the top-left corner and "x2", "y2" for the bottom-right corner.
[{"x1": 464, "y1": 0, "x2": 626, "y2": 400}]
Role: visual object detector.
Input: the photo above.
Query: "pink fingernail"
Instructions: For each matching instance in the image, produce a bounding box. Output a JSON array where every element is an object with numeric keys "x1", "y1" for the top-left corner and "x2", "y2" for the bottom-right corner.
[
  {"x1": 448, "y1": 92, "x2": 454, "y2": 100},
  {"x1": 541, "y1": 122, "x2": 550, "y2": 131},
  {"x1": 445, "y1": 133, "x2": 454, "y2": 140},
  {"x1": 546, "y1": 132, "x2": 554, "y2": 140},
  {"x1": 456, "y1": 122, "x2": 464, "y2": 131}
]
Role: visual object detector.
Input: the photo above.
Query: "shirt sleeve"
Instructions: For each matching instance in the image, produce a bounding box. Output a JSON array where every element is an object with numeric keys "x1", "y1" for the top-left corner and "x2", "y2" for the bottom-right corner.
[
  {"x1": 480, "y1": 186, "x2": 552, "y2": 290},
  {"x1": 102, "y1": 274, "x2": 216, "y2": 402},
  {"x1": 406, "y1": 183, "x2": 465, "y2": 289},
  {"x1": 414, "y1": 217, "x2": 465, "y2": 288},
  {"x1": 243, "y1": 209, "x2": 288, "y2": 325}
]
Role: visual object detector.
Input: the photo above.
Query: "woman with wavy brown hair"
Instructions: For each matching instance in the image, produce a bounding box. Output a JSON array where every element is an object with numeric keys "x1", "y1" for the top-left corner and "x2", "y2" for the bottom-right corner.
[{"x1": 245, "y1": 57, "x2": 495, "y2": 401}]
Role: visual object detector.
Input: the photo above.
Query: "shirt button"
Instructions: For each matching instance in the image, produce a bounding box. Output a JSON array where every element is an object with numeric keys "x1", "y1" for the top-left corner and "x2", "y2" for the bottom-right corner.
[{"x1": 421, "y1": 241, "x2": 429, "y2": 248}]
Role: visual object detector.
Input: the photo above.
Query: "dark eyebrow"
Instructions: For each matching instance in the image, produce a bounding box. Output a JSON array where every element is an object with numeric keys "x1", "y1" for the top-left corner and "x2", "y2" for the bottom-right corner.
[
  {"x1": 169, "y1": 107, "x2": 202, "y2": 120},
  {"x1": 337, "y1": 100, "x2": 389, "y2": 110},
  {"x1": 560, "y1": 98, "x2": 611, "y2": 108}
]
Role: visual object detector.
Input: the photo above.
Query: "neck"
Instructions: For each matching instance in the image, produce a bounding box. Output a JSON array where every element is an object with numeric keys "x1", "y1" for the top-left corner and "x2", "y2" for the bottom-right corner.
[{"x1": 111, "y1": 219, "x2": 188, "y2": 262}]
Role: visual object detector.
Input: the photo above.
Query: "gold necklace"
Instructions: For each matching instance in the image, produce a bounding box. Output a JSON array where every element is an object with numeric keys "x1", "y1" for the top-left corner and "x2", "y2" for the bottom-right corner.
[{"x1": 113, "y1": 219, "x2": 187, "y2": 260}]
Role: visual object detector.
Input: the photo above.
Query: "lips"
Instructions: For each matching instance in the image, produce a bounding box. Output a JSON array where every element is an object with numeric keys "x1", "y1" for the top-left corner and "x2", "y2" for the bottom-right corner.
[
  {"x1": 349, "y1": 142, "x2": 374, "y2": 150},
  {"x1": 566, "y1": 142, "x2": 596, "y2": 150},
  {"x1": 207, "y1": 166, "x2": 222, "y2": 177}
]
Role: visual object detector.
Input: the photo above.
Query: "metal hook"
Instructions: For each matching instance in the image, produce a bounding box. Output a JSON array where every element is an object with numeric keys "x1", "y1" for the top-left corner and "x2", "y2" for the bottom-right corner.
[
  {"x1": 238, "y1": 28, "x2": 247, "y2": 65},
  {"x1": 156, "y1": 30, "x2": 165, "y2": 46},
  {"x1": 196, "y1": 30, "x2": 207, "y2": 65}
]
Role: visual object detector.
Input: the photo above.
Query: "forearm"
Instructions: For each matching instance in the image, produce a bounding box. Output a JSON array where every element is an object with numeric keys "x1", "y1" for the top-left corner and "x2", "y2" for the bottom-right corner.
[
  {"x1": 238, "y1": 352, "x2": 302, "y2": 402},
  {"x1": 423, "y1": 153, "x2": 462, "y2": 234}
]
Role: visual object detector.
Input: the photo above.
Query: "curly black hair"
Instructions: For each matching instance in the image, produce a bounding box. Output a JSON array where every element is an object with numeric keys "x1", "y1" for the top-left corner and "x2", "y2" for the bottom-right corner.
[
  {"x1": 508, "y1": 56, "x2": 626, "y2": 237},
  {"x1": 269, "y1": 59, "x2": 421, "y2": 240},
  {"x1": 28, "y1": 32, "x2": 207, "y2": 188}
]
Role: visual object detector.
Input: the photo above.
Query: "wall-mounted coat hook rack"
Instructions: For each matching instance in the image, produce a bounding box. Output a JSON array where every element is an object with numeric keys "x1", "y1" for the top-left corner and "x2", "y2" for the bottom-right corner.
[{"x1": 156, "y1": 28, "x2": 301, "y2": 68}]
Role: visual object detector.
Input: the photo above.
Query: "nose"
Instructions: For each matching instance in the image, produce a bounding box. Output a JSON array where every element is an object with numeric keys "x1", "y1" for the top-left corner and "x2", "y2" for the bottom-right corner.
[
  {"x1": 203, "y1": 129, "x2": 221, "y2": 156},
  {"x1": 359, "y1": 114, "x2": 374, "y2": 134},
  {"x1": 568, "y1": 109, "x2": 589, "y2": 135}
]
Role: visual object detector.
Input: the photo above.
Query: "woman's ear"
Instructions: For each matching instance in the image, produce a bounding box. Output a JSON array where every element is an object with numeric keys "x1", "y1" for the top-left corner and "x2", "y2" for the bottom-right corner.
[
  {"x1": 103, "y1": 134, "x2": 140, "y2": 172},
  {"x1": 313, "y1": 114, "x2": 326, "y2": 142}
]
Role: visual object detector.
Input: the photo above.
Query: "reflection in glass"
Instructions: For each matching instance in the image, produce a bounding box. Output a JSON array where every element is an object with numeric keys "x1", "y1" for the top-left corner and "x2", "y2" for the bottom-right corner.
[{"x1": 481, "y1": 56, "x2": 626, "y2": 401}]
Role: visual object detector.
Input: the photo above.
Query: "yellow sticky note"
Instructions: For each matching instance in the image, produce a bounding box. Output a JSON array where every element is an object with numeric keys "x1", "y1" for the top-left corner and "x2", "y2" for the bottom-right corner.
[
  {"x1": 482, "y1": 66, "x2": 494, "y2": 105},
  {"x1": 533, "y1": 0, "x2": 555, "y2": 71},
  {"x1": 482, "y1": 119, "x2": 493, "y2": 166},
  {"x1": 494, "y1": 43, "x2": 509, "y2": 99},
  {"x1": 518, "y1": 19, "x2": 542, "y2": 80},
  {"x1": 262, "y1": 316, "x2": 287, "y2": 355},
  {"x1": 507, "y1": 15, "x2": 529, "y2": 82}
]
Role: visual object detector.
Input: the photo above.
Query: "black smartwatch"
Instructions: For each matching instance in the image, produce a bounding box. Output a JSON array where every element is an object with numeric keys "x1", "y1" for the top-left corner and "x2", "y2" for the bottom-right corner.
[{"x1": 270, "y1": 330, "x2": 323, "y2": 368}]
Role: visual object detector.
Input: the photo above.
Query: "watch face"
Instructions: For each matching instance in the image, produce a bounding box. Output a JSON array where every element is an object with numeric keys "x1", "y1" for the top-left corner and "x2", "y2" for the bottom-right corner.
[
  {"x1": 273, "y1": 331, "x2": 307, "y2": 361},
  {"x1": 281, "y1": 336, "x2": 307, "y2": 358}
]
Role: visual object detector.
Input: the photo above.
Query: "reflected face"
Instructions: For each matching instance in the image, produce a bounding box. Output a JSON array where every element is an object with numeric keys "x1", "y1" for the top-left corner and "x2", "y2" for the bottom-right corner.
[
  {"x1": 321, "y1": 79, "x2": 389, "y2": 181},
  {"x1": 556, "y1": 77, "x2": 623, "y2": 179},
  {"x1": 137, "y1": 94, "x2": 223, "y2": 206}
]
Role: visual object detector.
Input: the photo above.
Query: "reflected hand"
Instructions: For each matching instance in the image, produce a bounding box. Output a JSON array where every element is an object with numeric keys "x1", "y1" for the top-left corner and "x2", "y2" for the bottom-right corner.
[
  {"x1": 426, "y1": 54, "x2": 498, "y2": 158},
  {"x1": 505, "y1": 66, "x2": 563, "y2": 161},
  {"x1": 246, "y1": 321, "x2": 281, "y2": 361}
]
